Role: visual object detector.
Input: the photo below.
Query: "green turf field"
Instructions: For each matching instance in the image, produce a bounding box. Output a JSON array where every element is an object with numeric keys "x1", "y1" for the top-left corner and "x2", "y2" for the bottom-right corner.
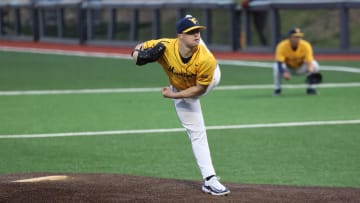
[{"x1": 0, "y1": 51, "x2": 359, "y2": 188}]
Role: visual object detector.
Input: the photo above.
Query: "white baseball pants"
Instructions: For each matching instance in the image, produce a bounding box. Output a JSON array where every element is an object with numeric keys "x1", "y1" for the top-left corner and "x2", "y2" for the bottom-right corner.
[
  {"x1": 273, "y1": 60, "x2": 320, "y2": 90},
  {"x1": 171, "y1": 65, "x2": 221, "y2": 179}
]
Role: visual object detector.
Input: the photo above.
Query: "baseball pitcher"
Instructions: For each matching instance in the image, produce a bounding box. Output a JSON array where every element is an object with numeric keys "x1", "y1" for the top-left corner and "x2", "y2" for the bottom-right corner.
[{"x1": 131, "y1": 15, "x2": 230, "y2": 196}]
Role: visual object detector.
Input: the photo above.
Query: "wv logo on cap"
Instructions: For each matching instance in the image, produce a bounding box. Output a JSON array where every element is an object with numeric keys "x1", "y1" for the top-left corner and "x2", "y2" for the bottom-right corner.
[
  {"x1": 188, "y1": 17, "x2": 198, "y2": 25},
  {"x1": 176, "y1": 15, "x2": 206, "y2": 33}
]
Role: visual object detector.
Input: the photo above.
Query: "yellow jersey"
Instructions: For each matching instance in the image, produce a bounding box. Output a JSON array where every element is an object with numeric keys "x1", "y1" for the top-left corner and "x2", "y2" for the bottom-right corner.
[
  {"x1": 275, "y1": 39, "x2": 314, "y2": 69},
  {"x1": 142, "y1": 38, "x2": 217, "y2": 90}
]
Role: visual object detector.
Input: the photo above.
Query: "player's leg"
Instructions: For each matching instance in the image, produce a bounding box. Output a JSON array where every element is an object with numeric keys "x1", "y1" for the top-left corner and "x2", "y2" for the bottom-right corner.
[
  {"x1": 173, "y1": 97, "x2": 215, "y2": 179},
  {"x1": 273, "y1": 62, "x2": 282, "y2": 95},
  {"x1": 184, "y1": 63, "x2": 220, "y2": 177},
  {"x1": 294, "y1": 60, "x2": 320, "y2": 75},
  {"x1": 294, "y1": 60, "x2": 320, "y2": 94},
  {"x1": 173, "y1": 98, "x2": 230, "y2": 195},
  {"x1": 307, "y1": 60, "x2": 320, "y2": 94}
]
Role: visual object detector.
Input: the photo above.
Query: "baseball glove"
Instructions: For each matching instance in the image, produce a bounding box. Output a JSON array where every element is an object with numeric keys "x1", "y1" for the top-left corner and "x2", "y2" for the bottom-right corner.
[
  {"x1": 306, "y1": 72, "x2": 323, "y2": 84},
  {"x1": 135, "y1": 42, "x2": 166, "y2": 66}
]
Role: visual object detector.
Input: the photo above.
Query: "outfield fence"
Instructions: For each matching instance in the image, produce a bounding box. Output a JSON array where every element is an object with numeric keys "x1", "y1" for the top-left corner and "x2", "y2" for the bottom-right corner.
[{"x1": 0, "y1": 0, "x2": 360, "y2": 53}]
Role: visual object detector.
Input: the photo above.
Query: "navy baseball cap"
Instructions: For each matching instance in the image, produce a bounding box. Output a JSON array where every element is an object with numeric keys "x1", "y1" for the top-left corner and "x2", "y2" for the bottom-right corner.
[
  {"x1": 288, "y1": 27, "x2": 304, "y2": 37},
  {"x1": 176, "y1": 15, "x2": 206, "y2": 34}
]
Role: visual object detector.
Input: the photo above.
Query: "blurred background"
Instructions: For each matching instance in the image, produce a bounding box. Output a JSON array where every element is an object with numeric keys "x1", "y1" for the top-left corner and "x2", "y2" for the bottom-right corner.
[{"x1": 0, "y1": 0, "x2": 359, "y2": 53}]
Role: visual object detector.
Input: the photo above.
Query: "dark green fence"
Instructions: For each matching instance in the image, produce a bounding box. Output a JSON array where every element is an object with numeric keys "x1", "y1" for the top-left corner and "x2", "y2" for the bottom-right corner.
[{"x1": 1, "y1": 0, "x2": 359, "y2": 53}]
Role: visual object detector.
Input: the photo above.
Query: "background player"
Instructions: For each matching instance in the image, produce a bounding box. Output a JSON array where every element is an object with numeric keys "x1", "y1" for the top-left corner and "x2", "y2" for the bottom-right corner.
[
  {"x1": 273, "y1": 27, "x2": 321, "y2": 95},
  {"x1": 131, "y1": 15, "x2": 230, "y2": 196}
]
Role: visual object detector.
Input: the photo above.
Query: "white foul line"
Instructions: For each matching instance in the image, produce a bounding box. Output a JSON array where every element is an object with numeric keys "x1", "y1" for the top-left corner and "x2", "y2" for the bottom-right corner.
[
  {"x1": 0, "y1": 120, "x2": 359, "y2": 139},
  {"x1": 1, "y1": 83, "x2": 360, "y2": 96}
]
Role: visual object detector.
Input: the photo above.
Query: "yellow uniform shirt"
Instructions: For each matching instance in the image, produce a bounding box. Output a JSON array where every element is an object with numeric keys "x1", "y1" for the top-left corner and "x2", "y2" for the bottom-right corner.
[
  {"x1": 275, "y1": 39, "x2": 314, "y2": 69},
  {"x1": 143, "y1": 38, "x2": 217, "y2": 90}
]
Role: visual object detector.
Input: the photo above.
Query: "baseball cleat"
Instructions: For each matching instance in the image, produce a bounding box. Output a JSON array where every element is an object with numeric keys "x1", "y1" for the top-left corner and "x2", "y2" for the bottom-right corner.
[
  {"x1": 306, "y1": 88, "x2": 317, "y2": 95},
  {"x1": 273, "y1": 89, "x2": 282, "y2": 96},
  {"x1": 202, "y1": 176, "x2": 230, "y2": 196}
]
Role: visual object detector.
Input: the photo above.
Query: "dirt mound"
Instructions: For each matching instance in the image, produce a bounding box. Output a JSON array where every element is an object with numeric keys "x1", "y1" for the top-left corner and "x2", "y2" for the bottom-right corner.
[{"x1": 0, "y1": 173, "x2": 359, "y2": 202}]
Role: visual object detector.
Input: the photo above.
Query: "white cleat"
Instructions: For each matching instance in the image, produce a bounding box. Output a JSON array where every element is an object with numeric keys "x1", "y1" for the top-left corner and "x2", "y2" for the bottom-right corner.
[{"x1": 202, "y1": 176, "x2": 230, "y2": 196}]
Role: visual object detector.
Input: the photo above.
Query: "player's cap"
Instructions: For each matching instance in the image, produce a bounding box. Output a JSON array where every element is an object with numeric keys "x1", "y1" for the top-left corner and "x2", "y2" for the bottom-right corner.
[
  {"x1": 288, "y1": 27, "x2": 304, "y2": 37},
  {"x1": 176, "y1": 15, "x2": 206, "y2": 34}
]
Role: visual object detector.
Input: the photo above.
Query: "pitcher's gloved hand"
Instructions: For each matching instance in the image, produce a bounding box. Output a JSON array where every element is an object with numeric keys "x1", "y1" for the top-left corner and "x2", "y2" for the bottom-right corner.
[{"x1": 134, "y1": 42, "x2": 166, "y2": 66}]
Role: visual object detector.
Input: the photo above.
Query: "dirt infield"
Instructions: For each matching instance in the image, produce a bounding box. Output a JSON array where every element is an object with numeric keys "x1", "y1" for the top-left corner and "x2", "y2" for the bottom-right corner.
[{"x1": 0, "y1": 173, "x2": 359, "y2": 203}]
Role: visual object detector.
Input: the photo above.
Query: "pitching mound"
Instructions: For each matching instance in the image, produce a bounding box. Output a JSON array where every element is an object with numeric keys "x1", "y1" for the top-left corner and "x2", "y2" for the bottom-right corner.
[{"x1": 0, "y1": 173, "x2": 359, "y2": 202}]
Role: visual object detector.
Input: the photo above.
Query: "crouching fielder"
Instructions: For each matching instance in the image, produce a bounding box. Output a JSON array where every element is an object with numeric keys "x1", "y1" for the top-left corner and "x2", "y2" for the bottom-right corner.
[
  {"x1": 131, "y1": 15, "x2": 230, "y2": 196},
  {"x1": 273, "y1": 27, "x2": 321, "y2": 96}
]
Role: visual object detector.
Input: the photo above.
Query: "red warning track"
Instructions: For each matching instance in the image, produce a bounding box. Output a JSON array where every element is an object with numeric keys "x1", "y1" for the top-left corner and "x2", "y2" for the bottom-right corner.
[{"x1": 0, "y1": 40, "x2": 359, "y2": 61}]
